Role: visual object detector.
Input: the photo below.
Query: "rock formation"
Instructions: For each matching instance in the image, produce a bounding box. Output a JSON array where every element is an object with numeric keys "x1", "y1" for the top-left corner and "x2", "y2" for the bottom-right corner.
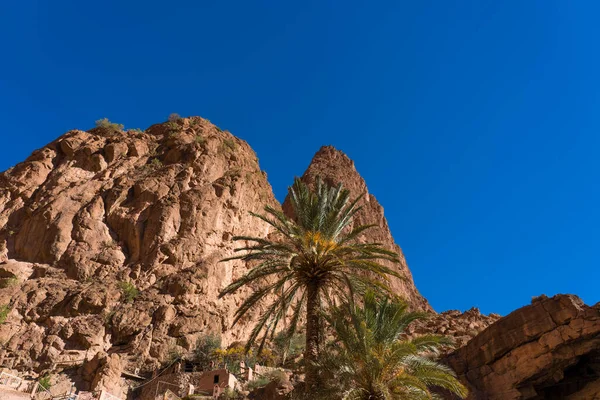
[
  {"x1": 282, "y1": 145, "x2": 431, "y2": 312},
  {"x1": 444, "y1": 294, "x2": 600, "y2": 399},
  {"x1": 0, "y1": 118, "x2": 282, "y2": 383},
  {"x1": 0, "y1": 118, "x2": 597, "y2": 399},
  {"x1": 411, "y1": 307, "x2": 501, "y2": 351},
  {"x1": 0, "y1": 120, "x2": 431, "y2": 394}
]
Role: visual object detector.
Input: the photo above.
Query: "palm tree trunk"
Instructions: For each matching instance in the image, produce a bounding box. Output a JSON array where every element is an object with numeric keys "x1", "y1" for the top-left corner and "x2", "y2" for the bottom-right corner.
[
  {"x1": 281, "y1": 346, "x2": 289, "y2": 367},
  {"x1": 304, "y1": 282, "x2": 320, "y2": 394}
]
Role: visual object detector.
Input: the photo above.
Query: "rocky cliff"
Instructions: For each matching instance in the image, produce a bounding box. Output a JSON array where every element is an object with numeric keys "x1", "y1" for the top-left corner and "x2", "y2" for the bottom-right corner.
[
  {"x1": 1, "y1": 118, "x2": 597, "y2": 399},
  {"x1": 0, "y1": 118, "x2": 430, "y2": 393},
  {"x1": 282, "y1": 145, "x2": 431, "y2": 312},
  {"x1": 411, "y1": 307, "x2": 501, "y2": 351},
  {"x1": 0, "y1": 118, "x2": 288, "y2": 393},
  {"x1": 444, "y1": 295, "x2": 600, "y2": 399}
]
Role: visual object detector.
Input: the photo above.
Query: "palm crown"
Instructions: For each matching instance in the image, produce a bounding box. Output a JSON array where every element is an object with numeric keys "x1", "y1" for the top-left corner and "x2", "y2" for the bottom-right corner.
[
  {"x1": 324, "y1": 291, "x2": 469, "y2": 399},
  {"x1": 219, "y1": 177, "x2": 401, "y2": 391}
]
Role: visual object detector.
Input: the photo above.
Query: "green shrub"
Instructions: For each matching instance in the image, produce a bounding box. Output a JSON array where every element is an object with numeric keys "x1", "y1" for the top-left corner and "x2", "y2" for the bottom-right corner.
[
  {"x1": 219, "y1": 388, "x2": 242, "y2": 400},
  {"x1": 253, "y1": 347, "x2": 276, "y2": 367},
  {"x1": 223, "y1": 138, "x2": 236, "y2": 151},
  {"x1": 195, "y1": 135, "x2": 206, "y2": 145},
  {"x1": 129, "y1": 128, "x2": 144, "y2": 133},
  {"x1": 168, "y1": 113, "x2": 182, "y2": 122},
  {"x1": 103, "y1": 310, "x2": 116, "y2": 326},
  {"x1": 166, "y1": 345, "x2": 182, "y2": 365},
  {"x1": 264, "y1": 369, "x2": 288, "y2": 384},
  {"x1": 95, "y1": 118, "x2": 124, "y2": 130},
  {"x1": 118, "y1": 281, "x2": 139, "y2": 303},
  {"x1": 39, "y1": 375, "x2": 51, "y2": 391},
  {"x1": 0, "y1": 304, "x2": 9, "y2": 324},
  {"x1": 193, "y1": 333, "x2": 222, "y2": 371},
  {"x1": 227, "y1": 168, "x2": 242, "y2": 178},
  {"x1": 219, "y1": 139, "x2": 237, "y2": 156},
  {"x1": 165, "y1": 121, "x2": 180, "y2": 135},
  {"x1": 0, "y1": 276, "x2": 18, "y2": 288},
  {"x1": 150, "y1": 158, "x2": 163, "y2": 168},
  {"x1": 246, "y1": 376, "x2": 270, "y2": 391},
  {"x1": 274, "y1": 332, "x2": 305, "y2": 364},
  {"x1": 246, "y1": 370, "x2": 288, "y2": 392}
]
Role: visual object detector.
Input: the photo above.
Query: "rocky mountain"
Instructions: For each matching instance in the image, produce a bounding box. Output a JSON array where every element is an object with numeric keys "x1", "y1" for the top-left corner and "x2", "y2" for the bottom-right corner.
[
  {"x1": 282, "y1": 146, "x2": 431, "y2": 312},
  {"x1": 0, "y1": 117, "x2": 431, "y2": 393},
  {"x1": 0, "y1": 117, "x2": 597, "y2": 399},
  {"x1": 0, "y1": 118, "x2": 284, "y2": 391}
]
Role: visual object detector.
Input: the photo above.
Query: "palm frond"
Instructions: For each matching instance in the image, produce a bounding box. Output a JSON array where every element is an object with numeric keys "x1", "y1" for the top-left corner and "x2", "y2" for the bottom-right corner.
[
  {"x1": 220, "y1": 177, "x2": 404, "y2": 394},
  {"x1": 325, "y1": 292, "x2": 469, "y2": 399},
  {"x1": 410, "y1": 334, "x2": 455, "y2": 354}
]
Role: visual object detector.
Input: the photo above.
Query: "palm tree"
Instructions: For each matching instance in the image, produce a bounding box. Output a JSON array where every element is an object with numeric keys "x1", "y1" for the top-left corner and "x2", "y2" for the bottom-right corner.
[
  {"x1": 219, "y1": 177, "x2": 401, "y2": 393},
  {"x1": 323, "y1": 291, "x2": 468, "y2": 400}
]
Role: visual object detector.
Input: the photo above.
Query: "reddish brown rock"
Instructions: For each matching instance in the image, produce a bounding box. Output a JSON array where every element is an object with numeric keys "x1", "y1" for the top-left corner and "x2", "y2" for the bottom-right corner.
[
  {"x1": 0, "y1": 118, "x2": 281, "y2": 377},
  {"x1": 282, "y1": 145, "x2": 431, "y2": 311},
  {"x1": 249, "y1": 378, "x2": 295, "y2": 400},
  {"x1": 410, "y1": 307, "x2": 501, "y2": 352},
  {"x1": 78, "y1": 352, "x2": 126, "y2": 396},
  {"x1": 444, "y1": 294, "x2": 600, "y2": 399},
  {"x1": 104, "y1": 142, "x2": 129, "y2": 163},
  {"x1": 2, "y1": 119, "x2": 596, "y2": 400}
]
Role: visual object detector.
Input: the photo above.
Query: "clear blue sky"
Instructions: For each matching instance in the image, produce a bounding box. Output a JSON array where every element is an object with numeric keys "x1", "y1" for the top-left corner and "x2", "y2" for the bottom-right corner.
[{"x1": 1, "y1": 1, "x2": 598, "y2": 315}]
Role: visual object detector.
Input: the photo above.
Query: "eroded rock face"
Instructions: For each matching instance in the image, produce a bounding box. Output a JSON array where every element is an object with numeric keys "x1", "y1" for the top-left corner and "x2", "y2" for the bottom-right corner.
[
  {"x1": 444, "y1": 295, "x2": 600, "y2": 399},
  {"x1": 249, "y1": 378, "x2": 294, "y2": 400},
  {"x1": 0, "y1": 118, "x2": 280, "y2": 378},
  {"x1": 79, "y1": 352, "x2": 125, "y2": 397},
  {"x1": 0, "y1": 126, "x2": 438, "y2": 396},
  {"x1": 283, "y1": 146, "x2": 431, "y2": 311},
  {"x1": 411, "y1": 307, "x2": 501, "y2": 352},
  {"x1": 2, "y1": 121, "x2": 596, "y2": 400}
]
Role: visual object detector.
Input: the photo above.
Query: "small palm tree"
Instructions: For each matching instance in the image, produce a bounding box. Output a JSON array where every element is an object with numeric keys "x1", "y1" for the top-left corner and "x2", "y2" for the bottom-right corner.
[
  {"x1": 219, "y1": 178, "x2": 401, "y2": 392},
  {"x1": 323, "y1": 291, "x2": 468, "y2": 399}
]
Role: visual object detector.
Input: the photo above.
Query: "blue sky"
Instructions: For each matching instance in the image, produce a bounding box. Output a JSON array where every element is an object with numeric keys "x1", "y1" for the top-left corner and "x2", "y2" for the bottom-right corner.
[{"x1": 1, "y1": 1, "x2": 598, "y2": 315}]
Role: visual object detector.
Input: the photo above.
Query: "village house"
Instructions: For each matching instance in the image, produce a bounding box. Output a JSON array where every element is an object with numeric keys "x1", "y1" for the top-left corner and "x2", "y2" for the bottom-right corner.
[
  {"x1": 195, "y1": 368, "x2": 239, "y2": 397},
  {"x1": 136, "y1": 360, "x2": 246, "y2": 400}
]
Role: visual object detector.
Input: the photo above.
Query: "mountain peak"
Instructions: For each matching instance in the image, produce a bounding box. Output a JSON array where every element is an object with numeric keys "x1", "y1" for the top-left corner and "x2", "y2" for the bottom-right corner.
[
  {"x1": 0, "y1": 117, "x2": 280, "y2": 382},
  {"x1": 283, "y1": 146, "x2": 432, "y2": 312}
]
